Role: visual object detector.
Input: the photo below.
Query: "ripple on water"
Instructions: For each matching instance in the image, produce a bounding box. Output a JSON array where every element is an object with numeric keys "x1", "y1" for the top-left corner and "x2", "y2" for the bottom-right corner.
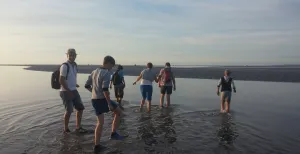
[{"x1": 0, "y1": 100, "x2": 299, "y2": 154}]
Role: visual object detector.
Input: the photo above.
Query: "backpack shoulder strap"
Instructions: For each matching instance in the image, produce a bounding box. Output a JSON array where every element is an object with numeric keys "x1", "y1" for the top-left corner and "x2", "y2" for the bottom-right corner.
[
  {"x1": 62, "y1": 62, "x2": 70, "y2": 80},
  {"x1": 112, "y1": 71, "x2": 118, "y2": 82}
]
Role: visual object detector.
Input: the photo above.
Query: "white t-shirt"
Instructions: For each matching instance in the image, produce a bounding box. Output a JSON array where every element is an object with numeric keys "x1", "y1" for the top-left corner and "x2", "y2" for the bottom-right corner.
[{"x1": 59, "y1": 62, "x2": 77, "y2": 91}]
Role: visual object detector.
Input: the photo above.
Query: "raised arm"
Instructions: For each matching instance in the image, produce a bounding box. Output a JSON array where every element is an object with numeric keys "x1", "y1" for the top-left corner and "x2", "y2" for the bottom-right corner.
[{"x1": 133, "y1": 71, "x2": 143, "y2": 85}]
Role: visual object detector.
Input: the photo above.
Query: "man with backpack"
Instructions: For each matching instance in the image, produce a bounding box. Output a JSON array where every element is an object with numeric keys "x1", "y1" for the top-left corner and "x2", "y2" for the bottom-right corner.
[
  {"x1": 157, "y1": 62, "x2": 176, "y2": 108},
  {"x1": 110, "y1": 65, "x2": 125, "y2": 108},
  {"x1": 53, "y1": 48, "x2": 87, "y2": 133},
  {"x1": 216, "y1": 69, "x2": 237, "y2": 113}
]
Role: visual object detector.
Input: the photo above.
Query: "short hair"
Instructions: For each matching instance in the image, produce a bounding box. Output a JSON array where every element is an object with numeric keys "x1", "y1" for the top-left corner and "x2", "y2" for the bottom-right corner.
[
  {"x1": 224, "y1": 69, "x2": 231, "y2": 75},
  {"x1": 117, "y1": 65, "x2": 123, "y2": 70},
  {"x1": 165, "y1": 62, "x2": 171, "y2": 67},
  {"x1": 103, "y1": 56, "x2": 115, "y2": 65},
  {"x1": 147, "y1": 62, "x2": 153, "y2": 68}
]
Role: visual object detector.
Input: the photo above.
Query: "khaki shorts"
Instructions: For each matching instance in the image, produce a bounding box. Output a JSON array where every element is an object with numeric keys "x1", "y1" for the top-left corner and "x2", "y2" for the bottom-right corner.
[
  {"x1": 60, "y1": 90, "x2": 84, "y2": 113},
  {"x1": 221, "y1": 91, "x2": 232, "y2": 103}
]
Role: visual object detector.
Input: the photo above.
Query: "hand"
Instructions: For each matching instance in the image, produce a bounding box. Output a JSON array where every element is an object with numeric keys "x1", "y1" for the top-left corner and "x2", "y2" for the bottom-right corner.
[
  {"x1": 108, "y1": 104, "x2": 115, "y2": 111},
  {"x1": 133, "y1": 81, "x2": 136, "y2": 85},
  {"x1": 216, "y1": 91, "x2": 220, "y2": 96},
  {"x1": 233, "y1": 89, "x2": 237, "y2": 93},
  {"x1": 173, "y1": 86, "x2": 176, "y2": 91},
  {"x1": 76, "y1": 84, "x2": 80, "y2": 88}
]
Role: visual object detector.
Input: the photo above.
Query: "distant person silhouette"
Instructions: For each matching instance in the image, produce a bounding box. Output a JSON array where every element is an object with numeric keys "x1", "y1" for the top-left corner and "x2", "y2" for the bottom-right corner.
[
  {"x1": 216, "y1": 69, "x2": 237, "y2": 113},
  {"x1": 59, "y1": 48, "x2": 87, "y2": 133}
]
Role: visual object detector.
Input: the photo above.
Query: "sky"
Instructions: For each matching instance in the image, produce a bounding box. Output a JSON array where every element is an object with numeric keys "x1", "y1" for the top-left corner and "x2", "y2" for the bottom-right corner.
[{"x1": 0, "y1": 0, "x2": 299, "y2": 65}]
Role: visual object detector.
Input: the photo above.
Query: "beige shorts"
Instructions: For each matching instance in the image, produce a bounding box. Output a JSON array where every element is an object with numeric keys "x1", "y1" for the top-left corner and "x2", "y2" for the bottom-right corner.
[{"x1": 221, "y1": 91, "x2": 232, "y2": 103}]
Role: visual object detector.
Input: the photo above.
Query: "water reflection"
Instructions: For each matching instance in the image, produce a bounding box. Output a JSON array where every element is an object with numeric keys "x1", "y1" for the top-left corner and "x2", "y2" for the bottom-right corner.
[
  {"x1": 137, "y1": 107, "x2": 177, "y2": 153},
  {"x1": 217, "y1": 114, "x2": 239, "y2": 150}
]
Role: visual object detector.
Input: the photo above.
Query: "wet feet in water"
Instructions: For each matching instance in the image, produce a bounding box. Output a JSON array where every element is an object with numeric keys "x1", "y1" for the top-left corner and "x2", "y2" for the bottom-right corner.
[
  {"x1": 110, "y1": 132, "x2": 128, "y2": 140},
  {"x1": 75, "y1": 127, "x2": 88, "y2": 134},
  {"x1": 63, "y1": 128, "x2": 71, "y2": 133},
  {"x1": 94, "y1": 144, "x2": 108, "y2": 153},
  {"x1": 136, "y1": 107, "x2": 143, "y2": 112}
]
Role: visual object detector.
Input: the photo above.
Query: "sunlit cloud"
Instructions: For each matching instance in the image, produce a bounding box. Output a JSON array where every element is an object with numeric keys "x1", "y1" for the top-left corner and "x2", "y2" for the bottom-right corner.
[{"x1": 0, "y1": 0, "x2": 299, "y2": 65}]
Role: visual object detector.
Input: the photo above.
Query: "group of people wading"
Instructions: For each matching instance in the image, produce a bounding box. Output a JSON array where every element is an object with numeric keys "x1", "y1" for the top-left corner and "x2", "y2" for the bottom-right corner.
[{"x1": 51, "y1": 48, "x2": 237, "y2": 153}]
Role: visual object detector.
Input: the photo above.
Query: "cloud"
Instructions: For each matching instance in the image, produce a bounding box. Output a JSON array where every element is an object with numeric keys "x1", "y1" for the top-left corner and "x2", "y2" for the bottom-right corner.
[{"x1": 0, "y1": 0, "x2": 299, "y2": 65}]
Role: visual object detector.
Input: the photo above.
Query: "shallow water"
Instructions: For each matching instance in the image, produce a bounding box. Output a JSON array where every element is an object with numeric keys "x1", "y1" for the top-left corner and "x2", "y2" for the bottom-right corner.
[{"x1": 1, "y1": 66, "x2": 300, "y2": 154}]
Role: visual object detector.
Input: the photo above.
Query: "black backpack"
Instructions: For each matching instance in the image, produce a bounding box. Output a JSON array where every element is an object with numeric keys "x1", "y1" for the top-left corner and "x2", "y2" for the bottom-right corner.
[
  {"x1": 112, "y1": 71, "x2": 122, "y2": 85},
  {"x1": 51, "y1": 62, "x2": 77, "y2": 89}
]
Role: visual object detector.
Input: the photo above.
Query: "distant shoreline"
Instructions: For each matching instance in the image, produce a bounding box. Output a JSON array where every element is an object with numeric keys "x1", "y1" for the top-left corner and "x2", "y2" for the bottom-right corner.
[{"x1": 2, "y1": 64, "x2": 300, "y2": 83}]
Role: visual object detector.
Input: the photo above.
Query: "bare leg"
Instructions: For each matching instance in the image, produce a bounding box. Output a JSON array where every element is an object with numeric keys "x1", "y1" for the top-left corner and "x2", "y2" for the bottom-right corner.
[
  {"x1": 220, "y1": 100, "x2": 225, "y2": 112},
  {"x1": 64, "y1": 112, "x2": 71, "y2": 131},
  {"x1": 76, "y1": 110, "x2": 83, "y2": 129},
  {"x1": 160, "y1": 94, "x2": 165, "y2": 107},
  {"x1": 115, "y1": 106, "x2": 126, "y2": 116},
  {"x1": 140, "y1": 99, "x2": 145, "y2": 109},
  {"x1": 95, "y1": 114, "x2": 104, "y2": 145},
  {"x1": 118, "y1": 98, "x2": 124, "y2": 110},
  {"x1": 225, "y1": 101, "x2": 230, "y2": 113},
  {"x1": 147, "y1": 101, "x2": 151, "y2": 112},
  {"x1": 112, "y1": 111, "x2": 121, "y2": 132},
  {"x1": 226, "y1": 98, "x2": 230, "y2": 113},
  {"x1": 166, "y1": 94, "x2": 171, "y2": 108}
]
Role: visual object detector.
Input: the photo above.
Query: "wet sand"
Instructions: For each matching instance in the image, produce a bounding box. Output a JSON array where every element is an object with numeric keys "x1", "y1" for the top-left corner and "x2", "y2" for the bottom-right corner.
[{"x1": 20, "y1": 64, "x2": 300, "y2": 83}]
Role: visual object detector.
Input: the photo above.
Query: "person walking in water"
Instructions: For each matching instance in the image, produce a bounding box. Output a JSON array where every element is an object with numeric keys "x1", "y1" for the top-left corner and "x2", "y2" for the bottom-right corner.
[
  {"x1": 84, "y1": 56, "x2": 126, "y2": 153},
  {"x1": 110, "y1": 65, "x2": 125, "y2": 109},
  {"x1": 133, "y1": 62, "x2": 158, "y2": 112},
  {"x1": 216, "y1": 69, "x2": 237, "y2": 113},
  {"x1": 59, "y1": 48, "x2": 87, "y2": 133},
  {"x1": 157, "y1": 62, "x2": 176, "y2": 108}
]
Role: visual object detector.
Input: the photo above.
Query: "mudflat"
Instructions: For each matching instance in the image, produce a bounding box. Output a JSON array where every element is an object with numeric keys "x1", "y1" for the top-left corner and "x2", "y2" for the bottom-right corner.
[{"x1": 17, "y1": 64, "x2": 300, "y2": 83}]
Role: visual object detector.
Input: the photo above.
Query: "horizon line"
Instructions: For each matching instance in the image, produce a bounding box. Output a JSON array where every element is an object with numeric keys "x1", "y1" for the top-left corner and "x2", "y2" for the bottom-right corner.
[{"x1": 1, "y1": 63, "x2": 300, "y2": 67}]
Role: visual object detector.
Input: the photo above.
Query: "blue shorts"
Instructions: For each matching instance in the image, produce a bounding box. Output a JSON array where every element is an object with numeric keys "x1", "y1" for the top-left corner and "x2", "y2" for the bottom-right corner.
[
  {"x1": 91, "y1": 99, "x2": 118, "y2": 116},
  {"x1": 140, "y1": 85, "x2": 153, "y2": 101}
]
